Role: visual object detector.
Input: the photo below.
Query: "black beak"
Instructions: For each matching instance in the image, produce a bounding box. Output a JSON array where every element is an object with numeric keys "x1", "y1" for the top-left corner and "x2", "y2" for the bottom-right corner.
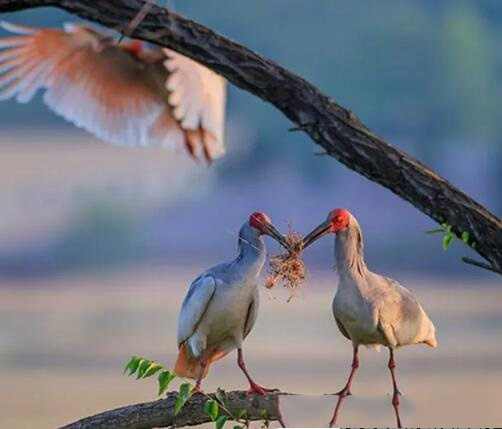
[
  {"x1": 263, "y1": 223, "x2": 290, "y2": 249},
  {"x1": 302, "y1": 221, "x2": 331, "y2": 249}
]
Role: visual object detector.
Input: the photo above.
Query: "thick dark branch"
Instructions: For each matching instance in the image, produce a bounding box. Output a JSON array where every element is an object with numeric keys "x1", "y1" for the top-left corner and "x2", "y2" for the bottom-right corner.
[
  {"x1": 1, "y1": 0, "x2": 501, "y2": 272},
  {"x1": 60, "y1": 390, "x2": 285, "y2": 429}
]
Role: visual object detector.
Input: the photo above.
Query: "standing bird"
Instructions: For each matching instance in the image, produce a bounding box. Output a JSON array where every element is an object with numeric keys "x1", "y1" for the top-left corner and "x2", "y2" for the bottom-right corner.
[
  {"x1": 302, "y1": 208, "x2": 437, "y2": 427},
  {"x1": 0, "y1": 21, "x2": 226, "y2": 162},
  {"x1": 175, "y1": 212, "x2": 288, "y2": 394}
]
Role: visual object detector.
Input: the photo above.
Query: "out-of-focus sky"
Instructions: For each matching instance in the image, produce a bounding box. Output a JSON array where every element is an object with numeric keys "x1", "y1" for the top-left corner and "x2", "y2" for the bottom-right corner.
[{"x1": 0, "y1": 0, "x2": 500, "y2": 276}]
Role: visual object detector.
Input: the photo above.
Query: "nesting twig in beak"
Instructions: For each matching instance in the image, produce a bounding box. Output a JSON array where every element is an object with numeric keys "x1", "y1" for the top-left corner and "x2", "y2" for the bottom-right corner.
[{"x1": 266, "y1": 229, "x2": 305, "y2": 302}]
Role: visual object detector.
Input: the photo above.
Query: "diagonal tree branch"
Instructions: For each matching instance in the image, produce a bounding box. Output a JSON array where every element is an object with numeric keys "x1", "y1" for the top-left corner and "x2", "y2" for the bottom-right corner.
[
  {"x1": 60, "y1": 390, "x2": 286, "y2": 429},
  {"x1": 0, "y1": 0, "x2": 500, "y2": 272}
]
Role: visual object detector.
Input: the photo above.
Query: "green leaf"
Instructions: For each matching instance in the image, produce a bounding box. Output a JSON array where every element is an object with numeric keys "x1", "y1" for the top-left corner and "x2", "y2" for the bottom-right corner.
[
  {"x1": 179, "y1": 382, "x2": 193, "y2": 399},
  {"x1": 424, "y1": 228, "x2": 445, "y2": 235},
  {"x1": 143, "y1": 362, "x2": 163, "y2": 378},
  {"x1": 215, "y1": 415, "x2": 228, "y2": 429},
  {"x1": 260, "y1": 409, "x2": 268, "y2": 420},
  {"x1": 204, "y1": 399, "x2": 219, "y2": 421},
  {"x1": 158, "y1": 370, "x2": 176, "y2": 396},
  {"x1": 175, "y1": 383, "x2": 193, "y2": 415},
  {"x1": 237, "y1": 409, "x2": 247, "y2": 420},
  {"x1": 443, "y1": 223, "x2": 452, "y2": 233},
  {"x1": 461, "y1": 231, "x2": 470, "y2": 243},
  {"x1": 443, "y1": 233, "x2": 454, "y2": 251},
  {"x1": 136, "y1": 359, "x2": 150, "y2": 379},
  {"x1": 174, "y1": 395, "x2": 184, "y2": 415},
  {"x1": 123, "y1": 356, "x2": 141, "y2": 376},
  {"x1": 233, "y1": 426, "x2": 244, "y2": 429}
]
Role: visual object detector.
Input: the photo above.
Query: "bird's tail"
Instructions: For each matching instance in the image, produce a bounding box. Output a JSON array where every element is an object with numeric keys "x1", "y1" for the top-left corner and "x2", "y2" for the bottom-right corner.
[
  {"x1": 174, "y1": 343, "x2": 230, "y2": 380},
  {"x1": 424, "y1": 337, "x2": 437, "y2": 348},
  {"x1": 174, "y1": 343, "x2": 208, "y2": 380}
]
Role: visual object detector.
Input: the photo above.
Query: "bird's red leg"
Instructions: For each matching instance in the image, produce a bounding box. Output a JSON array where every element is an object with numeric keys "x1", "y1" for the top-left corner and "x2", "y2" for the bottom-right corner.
[
  {"x1": 387, "y1": 348, "x2": 402, "y2": 395},
  {"x1": 194, "y1": 358, "x2": 207, "y2": 393},
  {"x1": 391, "y1": 393, "x2": 403, "y2": 429},
  {"x1": 328, "y1": 393, "x2": 349, "y2": 428},
  {"x1": 329, "y1": 346, "x2": 359, "y2": 427},
  {"x1": 237, "y1": 349, "x2": 277, "y2": 395},
  {"x1": 387, "y1": 348, "x2": 403, "y2": 428},
  {"x1": 335, "y1": 346, "x2": 359, "y2": 395}
]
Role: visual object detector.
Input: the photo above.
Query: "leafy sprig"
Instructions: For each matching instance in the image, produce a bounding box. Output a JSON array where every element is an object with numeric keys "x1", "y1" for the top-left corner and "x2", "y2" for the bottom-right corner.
[
  {"x1": 425, "y1": 223, "x2": 475, "y2": 251},
  {"x1": 123, "y1": 356, "x2": 267, "y2": 428},
  {"x1": 124, "y1": 356, "x2": 176, "y2": 397}
]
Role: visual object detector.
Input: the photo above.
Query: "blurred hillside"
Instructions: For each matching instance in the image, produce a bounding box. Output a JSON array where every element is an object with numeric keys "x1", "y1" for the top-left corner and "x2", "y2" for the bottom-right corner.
[{"x1": 0, "y1": 0, "x2": 500, "y2": 276}]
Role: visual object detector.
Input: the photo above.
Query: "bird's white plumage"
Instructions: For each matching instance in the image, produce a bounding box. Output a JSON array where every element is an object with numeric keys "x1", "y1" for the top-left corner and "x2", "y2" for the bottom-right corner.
[
  {"x1": 332, "y1": 213, "x2": 436, "y2": 350},
  {"x1": 163, "y1": 48, "x2": 227, "y2": 159},
  {"x1": 0, "y1": 21, "x2": 227, "y2": 161},
  {"x1": 177, "y1": 274, "x2": 216, "y2": 350},
  {"x1": 174, "y1": 220, "x2": 270, "y2": 387}
]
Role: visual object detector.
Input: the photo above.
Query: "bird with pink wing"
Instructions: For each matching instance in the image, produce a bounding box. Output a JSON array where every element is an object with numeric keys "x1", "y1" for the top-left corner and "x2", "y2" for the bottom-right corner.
[{"x1": 0, "y1": 21, "x2": 226, "y2": 162}]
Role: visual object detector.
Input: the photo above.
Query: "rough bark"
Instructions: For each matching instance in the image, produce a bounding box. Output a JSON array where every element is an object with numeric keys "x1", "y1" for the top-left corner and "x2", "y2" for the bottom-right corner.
[
  {"x1": 0, "y1": 0, "x2": 500, "y2": 272},
  {"x1": 60, "y1": 390, "x2": 285, "y2": 429}
]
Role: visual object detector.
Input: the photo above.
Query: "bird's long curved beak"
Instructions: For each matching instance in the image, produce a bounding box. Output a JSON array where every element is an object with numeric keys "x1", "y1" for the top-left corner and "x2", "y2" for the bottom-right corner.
[
  {"x1": 302, "y1": 221, "x2": 331, "y2": 249},
  {"x1": 263, "y1": 223, "x2": 289, "y2": 249}
]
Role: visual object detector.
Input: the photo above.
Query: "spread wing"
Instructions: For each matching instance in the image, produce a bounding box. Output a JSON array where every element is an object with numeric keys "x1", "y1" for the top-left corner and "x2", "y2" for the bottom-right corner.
[
  {"x1": 0, "y1": 22, "x2": 189, "y2": 152},
  {"x1": 177, "y1": 274, "x2": 216, "y2": 346},
  {"x1": 163, "y1": 48, "x2": 227, "y2": 161}
]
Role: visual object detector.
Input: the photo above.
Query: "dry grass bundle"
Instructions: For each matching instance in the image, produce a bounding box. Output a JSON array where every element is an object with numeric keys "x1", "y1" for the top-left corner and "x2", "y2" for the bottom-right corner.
[{"x1": 266, "y1": 230, "x2": 305, "y2": 302}]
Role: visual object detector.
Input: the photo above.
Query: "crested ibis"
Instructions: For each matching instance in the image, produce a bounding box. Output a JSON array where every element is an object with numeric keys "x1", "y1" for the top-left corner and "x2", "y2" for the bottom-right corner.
[
  {"x1": 302, "y1": 208, "x2": 437, "y2": 427},
  {"x1": 175, "y1": 212, "x2": 288, "y2": 394},
  {"x1": 0, "y1": 21, "x2": 226, "y2": 162}
]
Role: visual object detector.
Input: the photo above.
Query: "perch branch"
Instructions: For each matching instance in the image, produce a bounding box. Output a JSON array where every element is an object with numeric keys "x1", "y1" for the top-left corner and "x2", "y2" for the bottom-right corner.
[
  {"x1": 60, "y1": 390, "x2": 287, "y2": 429},
  {"x1": 0, "y1": 0, "x2": 500, "y2": 273}
]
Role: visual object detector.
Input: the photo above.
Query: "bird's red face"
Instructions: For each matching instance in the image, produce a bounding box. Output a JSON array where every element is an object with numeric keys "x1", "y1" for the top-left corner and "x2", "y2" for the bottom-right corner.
[
  {"x1": 249, "y1": 212, "x2": 272, "y2": 233},
  {"x1": 249, "y1": 212, "x2": 289, "y2": 248},
  {"x1": 302, "y1": 208, "x2": 351, "y2": 248},
  {"x1": 327, "y1": 208, "x2": 351, "y2": 233}
]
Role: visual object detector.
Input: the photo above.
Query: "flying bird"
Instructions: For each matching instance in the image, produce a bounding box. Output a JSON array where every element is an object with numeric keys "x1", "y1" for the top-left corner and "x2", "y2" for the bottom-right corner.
[
  {"x1": 302, "y1": 208, "x2": 437, "y2": 427},
  {"x1": 175, "y1": 212, "x2": 288, "y2": 394},
  {"x1": 0, "y1": 21, "x2": 226, "y2": 162}
]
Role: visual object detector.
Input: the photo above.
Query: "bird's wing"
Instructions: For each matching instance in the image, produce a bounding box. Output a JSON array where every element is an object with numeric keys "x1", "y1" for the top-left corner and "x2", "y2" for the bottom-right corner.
[
  {"x1": 243, "y1": 289, "x2": 260, "y2": 339},
  {"x1": 163, "y1": 48, "x2": 227, "y2": 161},
  {"x1": 177, "y1": 274, "x2": 217, "y2": 346},
  {"x1": 374, "y1": 275, "x2": 431, "y2": 347},
  {"x1": 335, "y1": 316, "x2": 351, "y2": 341},
  {"x1": 0, "y1": 21, "x2": 188, "y2": 150}
]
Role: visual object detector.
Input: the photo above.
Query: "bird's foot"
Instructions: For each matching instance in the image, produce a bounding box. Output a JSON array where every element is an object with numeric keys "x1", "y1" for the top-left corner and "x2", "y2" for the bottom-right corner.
[
  {"x1": 246, "y1": 382, "x2": 278, "y2": 395},
  {"x1": 335, "y1": 386, "x2": 352, "y2": 396},
  {"x1": 193, "y1": 384, "x2": 204, "y2": 395}
]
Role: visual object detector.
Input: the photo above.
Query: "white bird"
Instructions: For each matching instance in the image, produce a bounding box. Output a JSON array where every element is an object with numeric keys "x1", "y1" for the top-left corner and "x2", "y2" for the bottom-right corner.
[
  {"x1": 302, "y1": 208, "x2": 437, "y2": 427},
  {"x1": 175, "y1": 212, "x2": 288, "y2": 394},
  {"x1": 0, "y1": 21, "x2": 226, "y2": 162}
]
